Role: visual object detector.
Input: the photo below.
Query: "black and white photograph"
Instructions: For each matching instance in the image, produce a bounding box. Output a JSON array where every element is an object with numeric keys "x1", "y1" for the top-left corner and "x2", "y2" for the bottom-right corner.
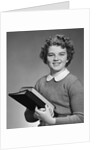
[
  {"x1": 0, "y1": 8, "x2": 89, "y2": 149},
  {"x1": 7, "y1": 28, "x2": 84, "y2": 129},
  {"x1": 1, "y1": 0, "x2": 100, "y2": 150}
]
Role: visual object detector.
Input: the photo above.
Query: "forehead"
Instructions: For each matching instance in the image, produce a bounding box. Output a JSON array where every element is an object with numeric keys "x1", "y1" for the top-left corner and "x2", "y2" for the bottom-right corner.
[{"x1": 48, "y1": 45, "x2": 66, "y2": 53}]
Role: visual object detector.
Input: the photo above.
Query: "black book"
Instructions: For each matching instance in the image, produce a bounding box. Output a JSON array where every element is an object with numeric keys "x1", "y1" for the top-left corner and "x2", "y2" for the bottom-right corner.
[{"x1": 8, "y1": 87, "x2": 54, "y2": 111}]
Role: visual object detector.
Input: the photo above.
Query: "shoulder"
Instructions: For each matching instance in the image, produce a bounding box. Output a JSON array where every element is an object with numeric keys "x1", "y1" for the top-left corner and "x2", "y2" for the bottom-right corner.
[
  {"x1": 36, "y1": 75, "x2": 47, "y2": 84},
  {"x1": 64, "y1": 73, "x2": 78, "y2": 84},
  {"x1": 35, "y1": 75, "x2": 47, "y2": 91},
  {"x1": 63, "y1": 73, "x2": 83, "y2": 89}
]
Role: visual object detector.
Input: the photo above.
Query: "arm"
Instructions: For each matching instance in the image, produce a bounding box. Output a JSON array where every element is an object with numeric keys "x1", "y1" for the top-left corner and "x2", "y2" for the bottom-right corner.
[{"x1": 55, "y1": 79, "x2": 84, "y2": 124}]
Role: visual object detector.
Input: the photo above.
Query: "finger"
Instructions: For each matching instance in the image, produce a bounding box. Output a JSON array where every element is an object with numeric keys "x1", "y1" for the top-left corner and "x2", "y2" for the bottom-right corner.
[
  {"x1": 45, "y1": 105, "x2": 50, "y2": 111},
  {"x1": 35, "y1": 107, "x2": 40, "y2": 112},
  {"x1": 35, "y1": 107, "x2": 44, "y2": 115},
  {"x1": 34, "y1": 112, "x2": 41, "y2": 119},
  {"x1": 45, "y1": 104, "x2": 48, "y2": 107},
  {"x1": 45, "y1": 105, "x2": 52, "y2": 113},
  {"x1": 34, "y1": 111, "x2": 39, "y2": 116},
  {"x1": 40, "y1": 108, "x2": 46, "y2": 111},
  {"x1": 35, "y1": 108, "x2": 40, "y2": 114}
]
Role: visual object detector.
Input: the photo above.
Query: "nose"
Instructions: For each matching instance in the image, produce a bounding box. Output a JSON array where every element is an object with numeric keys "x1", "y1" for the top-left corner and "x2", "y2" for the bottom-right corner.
[{"x1": 54, "y1": 55, "x2": 59, "y2": 61}]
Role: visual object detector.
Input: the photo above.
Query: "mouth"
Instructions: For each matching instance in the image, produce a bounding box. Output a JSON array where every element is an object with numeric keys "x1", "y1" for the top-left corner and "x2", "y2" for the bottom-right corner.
[{"x1": 53, "y1": 62, "x2": 61, "y2": 66}]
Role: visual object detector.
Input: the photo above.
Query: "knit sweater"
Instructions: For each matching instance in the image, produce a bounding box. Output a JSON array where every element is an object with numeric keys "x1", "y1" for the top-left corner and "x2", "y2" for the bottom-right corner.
[{"x1": 34, "y1": 73, "x2": 84, "y2": 125}]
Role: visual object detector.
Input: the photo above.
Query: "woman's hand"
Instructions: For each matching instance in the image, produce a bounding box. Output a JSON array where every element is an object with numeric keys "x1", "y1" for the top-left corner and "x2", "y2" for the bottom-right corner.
[{"x1": 35, "y1": 105, "x2": 56, "y2": 125}]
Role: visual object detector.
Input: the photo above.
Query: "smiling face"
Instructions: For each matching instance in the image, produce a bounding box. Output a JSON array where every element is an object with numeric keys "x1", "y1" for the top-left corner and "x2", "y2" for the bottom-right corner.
[{"x1": 47, "y1": 45, "x2": 68, "y2": 74}]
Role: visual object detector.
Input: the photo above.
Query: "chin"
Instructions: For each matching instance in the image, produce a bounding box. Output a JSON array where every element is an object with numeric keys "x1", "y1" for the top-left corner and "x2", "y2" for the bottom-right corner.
[{"x1": 52, "y1": 68, "x2": 62, "y2": 72}]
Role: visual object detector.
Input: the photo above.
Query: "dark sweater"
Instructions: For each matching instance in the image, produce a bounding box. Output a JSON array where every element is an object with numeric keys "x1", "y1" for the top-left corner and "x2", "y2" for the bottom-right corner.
[{"x1": 34, "y1": 73, "x2": 84, "y2": 125}]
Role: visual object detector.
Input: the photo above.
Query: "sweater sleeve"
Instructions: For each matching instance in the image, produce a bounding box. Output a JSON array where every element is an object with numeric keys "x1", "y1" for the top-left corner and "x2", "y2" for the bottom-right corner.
[
  {"x1": 56, "y1": 79, "x2": 84, "y2": 124},
  {"x1": 69, "y1": 79, "x2": 84, "y2": 119}
]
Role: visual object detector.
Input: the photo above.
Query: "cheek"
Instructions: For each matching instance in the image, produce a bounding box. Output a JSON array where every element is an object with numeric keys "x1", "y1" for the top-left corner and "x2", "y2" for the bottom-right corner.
[
  {"x1": 47, "y1": 57, "x2": 53, "y2": 63},
  {"x1": 62, "y1": 56, "x2": 67, "y2": 62}
]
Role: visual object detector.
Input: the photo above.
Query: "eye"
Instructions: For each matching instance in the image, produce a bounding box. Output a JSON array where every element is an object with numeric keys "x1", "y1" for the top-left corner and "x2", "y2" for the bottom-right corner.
[
  {"x1": 59, "y1": 52, "x2": 66, "y2": 56},
  {"x1": 47, "y1": 53, "x2": 54, "y2": 57}
]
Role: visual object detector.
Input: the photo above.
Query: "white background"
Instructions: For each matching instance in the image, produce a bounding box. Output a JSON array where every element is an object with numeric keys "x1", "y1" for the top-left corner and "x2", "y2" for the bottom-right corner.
[{"x1": 0, "y1": 0, "x2": 99, "y2": 150}]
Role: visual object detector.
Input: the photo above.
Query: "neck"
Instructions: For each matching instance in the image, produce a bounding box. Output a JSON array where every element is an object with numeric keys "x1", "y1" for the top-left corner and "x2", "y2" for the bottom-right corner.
[{"x1": 50, "y1": 68, "x2": 66, "y2": 76}]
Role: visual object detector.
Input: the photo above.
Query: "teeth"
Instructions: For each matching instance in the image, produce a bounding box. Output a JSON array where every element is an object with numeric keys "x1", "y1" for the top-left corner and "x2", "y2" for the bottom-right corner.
[
  {"x1": 53, "y1": 62, "x2": 61, "y2": 64},
  {"x1": 53, "y1": 63, "x2": 60, "y2": 66}
]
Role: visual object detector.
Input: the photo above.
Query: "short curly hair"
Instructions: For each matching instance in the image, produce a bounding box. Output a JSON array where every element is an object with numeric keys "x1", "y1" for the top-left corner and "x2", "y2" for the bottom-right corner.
[{"x1": 40, "y1": 34, "x2": 75, "y2": 67}]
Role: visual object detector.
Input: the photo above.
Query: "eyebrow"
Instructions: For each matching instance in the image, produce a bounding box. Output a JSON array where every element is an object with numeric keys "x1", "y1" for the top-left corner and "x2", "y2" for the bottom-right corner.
[
  {"x1": 59, "y1": 52, "x2": 66, "y2": 53},
  {"x1": 48, "y1": 51, "x2": 66, "y2": 54}
]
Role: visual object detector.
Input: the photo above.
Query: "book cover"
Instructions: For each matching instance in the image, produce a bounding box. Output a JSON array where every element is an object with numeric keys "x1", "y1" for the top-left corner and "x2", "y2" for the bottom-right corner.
[{"x1": 8, "y1": 88, "x2": 54, "y2": 111}]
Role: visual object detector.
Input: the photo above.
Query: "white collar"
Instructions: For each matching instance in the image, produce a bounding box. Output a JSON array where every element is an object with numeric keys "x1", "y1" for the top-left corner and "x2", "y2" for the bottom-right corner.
[{"x1": 46, "y1": 68, "x2": 70, "y2": 82}]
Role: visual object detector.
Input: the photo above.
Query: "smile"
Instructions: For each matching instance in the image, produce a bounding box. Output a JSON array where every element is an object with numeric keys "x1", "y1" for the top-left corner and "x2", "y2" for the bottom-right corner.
[{"x1": 53, "y1": 62, "x2": 61, "y2": 66}]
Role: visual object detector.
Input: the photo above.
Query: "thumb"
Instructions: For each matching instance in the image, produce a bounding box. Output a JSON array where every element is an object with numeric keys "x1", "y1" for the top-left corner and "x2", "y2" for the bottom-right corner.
[
  {"x1": 35, "y1": 106, "x2": 39, "y2": 112},
  {"x1": 45, "y1": 104, "x2": 49, "y2": 109}
]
